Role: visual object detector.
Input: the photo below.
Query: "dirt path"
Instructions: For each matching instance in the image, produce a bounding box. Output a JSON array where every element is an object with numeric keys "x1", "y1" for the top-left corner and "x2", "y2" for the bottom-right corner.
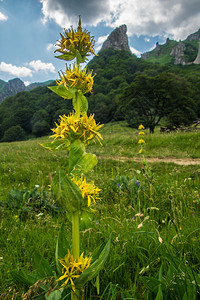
[{"x1": 100, "y1": 156, "x2": 200, "y2": 166}]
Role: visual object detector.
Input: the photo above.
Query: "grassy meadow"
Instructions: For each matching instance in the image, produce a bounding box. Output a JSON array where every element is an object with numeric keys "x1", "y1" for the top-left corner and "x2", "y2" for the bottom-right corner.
[{"x1": 0, "y1": 122, "x2": 200, "y2": 299}]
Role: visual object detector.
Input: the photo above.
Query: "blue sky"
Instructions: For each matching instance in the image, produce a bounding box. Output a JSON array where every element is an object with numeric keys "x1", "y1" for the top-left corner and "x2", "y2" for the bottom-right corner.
[{"x1": 0, "y1": 0, "x2": 200, "y2": 85}]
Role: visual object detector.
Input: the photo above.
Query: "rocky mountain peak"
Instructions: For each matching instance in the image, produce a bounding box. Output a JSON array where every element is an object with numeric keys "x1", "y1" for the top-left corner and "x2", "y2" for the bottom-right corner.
[
  {"x1": 100, "y1": 24, "x2": 131, "y2": 52},
  {"x1": 0, "y1": 78, "x2": 25, "y2": 103}
]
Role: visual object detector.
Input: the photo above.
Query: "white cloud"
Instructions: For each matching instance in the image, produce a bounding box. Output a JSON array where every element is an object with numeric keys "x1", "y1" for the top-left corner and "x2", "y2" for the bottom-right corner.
[
  {"x1": 144, "y1": 37, "x2": 150, "y2": 43},
  {"x1": 24, "y1": 81, "x2": 30, "y2": 86},
  {"x1": 40, "y1": 0, "x2": 200, "y2": 41},
  {"x1": 46, "y1": 43, "x2": 56, "y2": 51},
  {"x1": 130, "y1": 46, "x2": 141, "y2": 57},
  {"x1": 95, "y1": 34, "x2": 109, "y2": 52},
  {"x1": 0, "y1": 11, "x2": 7, "y2": 21},
  {"x1": 0, "y1": 62, "x2": 32, "y2": 77},
  {"x1": 28, "y1": 60, "x2": 56, "y2": 73}
]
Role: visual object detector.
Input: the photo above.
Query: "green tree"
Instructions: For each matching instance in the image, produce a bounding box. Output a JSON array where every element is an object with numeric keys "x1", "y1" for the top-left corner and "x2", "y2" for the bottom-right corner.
[
  {"x1": 2, "y1": 125, "x2": 26, "y2": 142},
  {"x1": 119, "y1": 72, "x2": 196, "y2": 132}
]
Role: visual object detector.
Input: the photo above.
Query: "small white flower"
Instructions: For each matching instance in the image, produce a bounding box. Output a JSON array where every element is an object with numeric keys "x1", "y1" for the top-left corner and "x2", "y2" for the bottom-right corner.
[
  {"x1": 158, "y1": 236, "x2": 163, "y2": 243},
  {"x1": 138, "y1": 223, "x2": 143, "y2": 229},
  {"x1": 35, "y1": 185, "x2": 39, "y2": 188},
  {"x1": 36, "y1": 213, "x2": 43, "y2": 217},
  {"x1": 136, "y1": 170, "x2": 141, "y2": 174}
]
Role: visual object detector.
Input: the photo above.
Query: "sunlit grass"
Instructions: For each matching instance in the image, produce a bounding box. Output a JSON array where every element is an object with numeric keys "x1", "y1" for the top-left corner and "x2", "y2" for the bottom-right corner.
[{"x1": 0, "y1": 122, "x2": 200, "y2": 298}]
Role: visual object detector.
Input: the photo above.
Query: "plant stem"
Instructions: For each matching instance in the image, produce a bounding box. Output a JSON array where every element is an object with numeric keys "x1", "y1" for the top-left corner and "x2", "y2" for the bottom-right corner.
[
  {"x1": 71, "y1": 210, "x2": 80, "y2": 300},
  {"x1": 72, "y1": 210, "x2": 80, "y2": 259}
]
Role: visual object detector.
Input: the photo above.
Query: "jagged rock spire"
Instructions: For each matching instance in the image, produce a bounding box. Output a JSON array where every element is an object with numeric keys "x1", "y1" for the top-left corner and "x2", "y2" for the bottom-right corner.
[{"x1": 100, "y1": 24, "x2": 131, "y2": 52}]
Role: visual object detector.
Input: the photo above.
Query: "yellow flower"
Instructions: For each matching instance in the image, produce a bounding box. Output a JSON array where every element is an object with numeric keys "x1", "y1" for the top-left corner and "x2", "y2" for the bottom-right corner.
[
  {"x1": 57, "y1": 64, "x2": 95, "y2": 94},
  {"x1": 55, "y1": 16, "x2": 96, "y2": 61},
  {"x1": 138, "y1": 148, "x2": 143, "y2": 154},
  {"x1": 138, "y1": 139, "x2": 145, "y2": 144},
  {"x1": 57, "y1": 250, "x2": 92, "y2": 292},
  {"x1": 72, "y1": 176, "x2": 101, "y2": 207},
  {"x1": 51, "y1": 112, "x2": 103, "y2": 146},
  {"x1": 138, "y1": 124, "x2": 145, "y2": 130},
  {"x1": 139, "y1": 131, "x2": 145, "y2": 136}
]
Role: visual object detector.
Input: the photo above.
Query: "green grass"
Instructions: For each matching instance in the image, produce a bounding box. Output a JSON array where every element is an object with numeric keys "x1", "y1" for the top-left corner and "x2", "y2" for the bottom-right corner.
[{"x1": 0, "y1": 122, "x2": 200, "y2": 299}]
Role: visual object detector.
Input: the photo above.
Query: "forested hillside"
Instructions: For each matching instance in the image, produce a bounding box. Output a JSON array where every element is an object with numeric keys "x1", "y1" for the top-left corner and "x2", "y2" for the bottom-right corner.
[{"x1": 0, "y1": 48, "x2": 200, "y2": 141}]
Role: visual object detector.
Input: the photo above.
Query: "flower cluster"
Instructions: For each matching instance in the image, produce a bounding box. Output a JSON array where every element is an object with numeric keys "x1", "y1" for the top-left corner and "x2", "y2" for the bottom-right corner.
[
  {"x1": 138, "y1": 124, "x2": 145, "y2": 154},
  {"x1": 72, "y1": 176, "x2": 101, "y2": 207},
  {"x1": 55, "y1": 16, "x2": 96, "y2": 61},
  {"x1": 57, "y1": 64, "x2": 95, "y2": 94},
  {"x1": 51, "y1": 112, "x2": 103, "y2": 145},
  {"x1": 57, "y1": 250, "x2": 92, "y2": 292}
]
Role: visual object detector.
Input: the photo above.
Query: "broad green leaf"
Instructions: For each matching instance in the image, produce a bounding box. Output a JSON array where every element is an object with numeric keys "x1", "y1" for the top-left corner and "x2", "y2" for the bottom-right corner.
[
  {"x1": 68, "y1": 140, "x2": 97, "y2": 175},
  {"x1": 12, "y1": 269, "x2": 39, "y2": 289},
  {"x1": 72, "y1": 92, "x2": 88, "y2": 114},
  {"x1": 76, "y1": 52, "x2": 86, "y2": 64},
  {"x1": 55, "y1": 224, "x2": 70, "y2": 274},
  {"x1": 51, "y1": 168, "x2": 83, "y2": 212},
  {"x1": 41, "y1": 140, "x2": 68, "y2": 152},
  {"x1": 48, "y1": 85, "x2": 76, "y2": 99},
  {"x1": 55, "y1": 53, "x2": 76, "y2": 61},
  {"x1": 79, "y1": 93, "x2": 88, "y2": 113},
  {"x1": 33, "y1": 253, "x2": 54, "y2": 278},
  {"x1": 140, "y1": 277, "x2": 165, "y2": 294},
  {"x1": 45, "y1": 289, "x2": 63, "y2": 300},
  {"x1": 75, "y1": 238, "x2": 111, "y2": 287},
  {"x1": 71, "y1": 153, "x2": 97, "y2": 176}
]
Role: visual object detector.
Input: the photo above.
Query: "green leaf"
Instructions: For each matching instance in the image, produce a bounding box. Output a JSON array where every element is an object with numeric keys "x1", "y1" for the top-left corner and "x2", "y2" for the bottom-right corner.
[
  {"x1": 68, "y1": 140, "x2": 97, "y2": 176},
  {"x1": 41, "y1": 140, "x2": 68, "y2": 152},
  {"x1": 75, "y1": 238, "x2": 111, "y2": 287},
  {"x1": 76, "y1": 52, "x2": 86, "y2": 64},
  {"x1": 51, "y1": 168, "x2": 83, "y2": 212},
  {"x1": 48, "y1": 85, "x2": 76, "y2": 99},
  {"x1": 12, "y1": 269, "x2": 39, "y2": 289},
  {"x1": 72, "y1": 92, "x2": 88, "y2": 114},
  {"x1": 140, "y1": 277, "x2": 165, "y2": 294},
  {"x1": 33, "y1": 253, "x2": 54, "y2": 278},
  {"x1": 79, "y1": 93, "x2": 88, "y2": 113},
  {"x1": 55, "y1": 225, "x2": 70, "y2": 274},
  {"x1": 45, "y1": 289, "x2": 64, "y2": 300},
  {"x1": 155, "y1": 285, "x2": 163, "y2": 300},
  {"x1": 55, "y1": 53, "x2": 76, "y2": 61}
]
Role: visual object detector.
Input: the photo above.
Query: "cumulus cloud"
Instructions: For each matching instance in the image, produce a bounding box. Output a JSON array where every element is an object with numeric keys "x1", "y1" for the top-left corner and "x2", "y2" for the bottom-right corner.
[
  {"x1": 0, "y1": 62, "x2": 32, "y2": 77},
  {"x1": 0, "y1": 11, "x2": 7, "y2": 21},
  {"x1": 0, "y1": 60, "x2": 56, "y2": 78},
  {"x1": 46, "y1": 43, "x2": 56, "y2": 51},
  {"x1": 40, "y1": 0, "x2": 200, "y2": 41},
  {"x1": 28, "y1": 60, "x2": 56, "y2": 73},
  {"x1": 130, "y1": 46, "x2": 141, "y2": 57},
  {"x1": 95, "y1": 34, "x2": 109, "y2": 52}
]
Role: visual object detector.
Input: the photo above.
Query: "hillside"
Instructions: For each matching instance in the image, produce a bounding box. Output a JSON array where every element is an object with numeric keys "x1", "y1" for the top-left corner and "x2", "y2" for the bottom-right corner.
[
  {"x1": 141, "y1": 29, "x2": 200, "y2": 66},
  {"x1": 0, "y1": 78, "x2": 54, "y2": 103},
  {"x1": 0, "y1": 47, "x2": 200, "y2": 142}
]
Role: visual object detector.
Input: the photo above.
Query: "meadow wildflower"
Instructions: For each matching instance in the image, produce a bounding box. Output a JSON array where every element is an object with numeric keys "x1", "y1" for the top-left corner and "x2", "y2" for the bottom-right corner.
[
  {"x1": 57, "y1": 250, "x2": 92, "y2": 292},
  {"x1": 138, "y1": 124, "x2": 145, "y2": 130},
  {"x1": 72, "y1": 176, "x2": 101, "y2": 207},
  {"x1": 55, "y1": 16, "x2": 96, "y2": 61},
  {"x1": 50, "y1": 112, "x2": 103, "y2": 145},
  {"x1": 56, "y1": 64, "x2": 95, "y2": 94},
  {"x1": 138, "y1": 139, "x2": 145, "y2": 144}
]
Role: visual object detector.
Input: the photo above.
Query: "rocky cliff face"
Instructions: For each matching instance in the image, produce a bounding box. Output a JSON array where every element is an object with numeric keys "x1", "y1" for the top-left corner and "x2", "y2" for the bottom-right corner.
[
  {"x1": 0, "y1": 78, "x2": 25, "y2": 103},
  {"x1": 101, "y1": 24, "x2": 131, "y2": 52},
  {"x1": 186, "y1": 29, "x2": 200, "y2": 41},
  {"x1": 170, "y1": 41, "x2": 186, "y2": 65}
]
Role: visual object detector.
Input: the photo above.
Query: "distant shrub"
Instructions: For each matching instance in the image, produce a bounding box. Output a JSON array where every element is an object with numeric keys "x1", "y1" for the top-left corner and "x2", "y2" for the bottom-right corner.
[
  {"x1": 2, "y1": 125, "x2": 26, "y2": 142},
  {"x1": 32, "y1": 120, "x2": 50, "y2": 137}
]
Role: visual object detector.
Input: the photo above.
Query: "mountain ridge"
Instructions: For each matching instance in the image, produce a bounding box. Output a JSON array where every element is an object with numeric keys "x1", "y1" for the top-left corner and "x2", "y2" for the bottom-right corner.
[
  {"x1": 0, "y1": 78, "x2": 54, "y2": 103},
  {"x1": 141, "y1": 28, "x2": 200, "y2": 66}
]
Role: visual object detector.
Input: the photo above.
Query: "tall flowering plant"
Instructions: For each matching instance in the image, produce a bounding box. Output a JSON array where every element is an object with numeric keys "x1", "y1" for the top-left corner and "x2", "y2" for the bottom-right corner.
[
  {"x1": 44, "y1": 17, "x2": 110, "y2": 299},
  {"x1": 13, "y1": 17, "x2": 110, "y2": 300}
]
